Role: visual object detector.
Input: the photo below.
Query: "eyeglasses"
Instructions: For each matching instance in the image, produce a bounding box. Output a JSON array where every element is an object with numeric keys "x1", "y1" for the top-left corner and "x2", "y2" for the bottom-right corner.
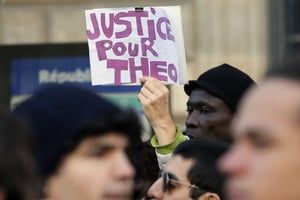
[{"x1": 162, "y1": 171, "x2": 199, "y2": 193}]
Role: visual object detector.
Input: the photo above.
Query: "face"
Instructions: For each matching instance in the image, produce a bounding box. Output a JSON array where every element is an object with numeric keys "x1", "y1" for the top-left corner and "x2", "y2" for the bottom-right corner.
[
  {"x1": 147, "y1": 155, "x2": 194, "y2": 200},
  {"x1": 44, "y1": 132, "x2": 135, "y2": 200},
  {"x1": 219, "y1": 78, "x2": 300, "y2": 200},
  {"x1": 186, "y1": 89, "x2": 233, "y2": 142}
]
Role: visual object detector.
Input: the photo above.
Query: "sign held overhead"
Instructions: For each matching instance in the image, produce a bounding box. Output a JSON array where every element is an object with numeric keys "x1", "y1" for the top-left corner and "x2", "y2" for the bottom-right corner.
[{"x1": 85, "y1": 6, "x2": 187, "y2": 85}]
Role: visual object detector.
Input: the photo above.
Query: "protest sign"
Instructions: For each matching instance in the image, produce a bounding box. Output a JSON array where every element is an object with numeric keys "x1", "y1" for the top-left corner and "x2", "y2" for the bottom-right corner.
[{"x1": 85, "y1": 6, "x2": 187, "y2": 85}]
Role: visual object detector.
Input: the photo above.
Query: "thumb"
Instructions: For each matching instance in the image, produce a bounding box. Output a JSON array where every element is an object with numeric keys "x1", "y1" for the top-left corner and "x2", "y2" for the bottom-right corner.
[{"x1": 139, "y1": 76, "x2": 148, "y2": 84}]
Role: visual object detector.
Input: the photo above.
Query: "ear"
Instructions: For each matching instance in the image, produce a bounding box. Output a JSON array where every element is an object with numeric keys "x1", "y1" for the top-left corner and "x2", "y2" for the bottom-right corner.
[
  {"x1": 42, "y1": 174, "x2": 60, "y2": 199},
  {"x1": 197, "y1": 192, "x2": 221, "y2": 200}
]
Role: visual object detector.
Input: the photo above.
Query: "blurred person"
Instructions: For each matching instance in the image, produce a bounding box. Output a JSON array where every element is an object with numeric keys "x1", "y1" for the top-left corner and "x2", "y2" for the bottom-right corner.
[
  {"x1": 130, "y1": 140, "x2": 159, "y2": 199},
  {"x1": 138, "y1": 63, "x2": 255, "y2": 168},
  {"x1": 0, "y1": 106, "x2": 37, "y2": 200},
  {"x1": 219, "y1": 57, "x2": 300, "y2": 200},
  {"x1": 13, "y1": 84, "x2": 142, "y2": 200},
  {"x1": 146, "y1": 138, "x2": 229, "y2": 200}
]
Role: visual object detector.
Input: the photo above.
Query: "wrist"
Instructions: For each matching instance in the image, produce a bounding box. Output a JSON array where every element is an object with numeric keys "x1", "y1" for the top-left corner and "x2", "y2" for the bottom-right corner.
[{"x1": 152, "y1": 121, "x2": 176, "y2": 146}]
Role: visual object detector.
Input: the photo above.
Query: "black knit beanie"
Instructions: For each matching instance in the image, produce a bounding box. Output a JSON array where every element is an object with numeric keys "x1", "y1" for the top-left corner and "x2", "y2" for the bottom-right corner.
[
  {"x1": 13, "y1": 84, "x2": 139, "y2": 179},
  {"x1": 184, "y1": 63, "x2": 256, "y2": 112}
]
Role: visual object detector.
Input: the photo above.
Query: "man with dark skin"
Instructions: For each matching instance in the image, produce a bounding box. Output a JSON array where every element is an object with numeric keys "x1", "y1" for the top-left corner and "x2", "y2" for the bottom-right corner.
[
  {"x1": 138, "y1": 63, "x2": 255, "y2": 168},
  {"x1": 185, "y1": 88, "x2": 233, "y2": 142}
]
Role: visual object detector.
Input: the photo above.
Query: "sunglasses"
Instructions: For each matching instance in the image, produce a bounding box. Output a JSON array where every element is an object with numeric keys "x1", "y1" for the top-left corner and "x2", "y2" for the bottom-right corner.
[{"x1": 162, "y1": 171, "x2": 199, "y2": 193}]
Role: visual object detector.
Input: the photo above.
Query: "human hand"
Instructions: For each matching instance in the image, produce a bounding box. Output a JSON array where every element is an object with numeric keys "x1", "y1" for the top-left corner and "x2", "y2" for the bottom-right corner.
[{"x1": 138, "y1": 77, "x2": 176, "y2": 145}]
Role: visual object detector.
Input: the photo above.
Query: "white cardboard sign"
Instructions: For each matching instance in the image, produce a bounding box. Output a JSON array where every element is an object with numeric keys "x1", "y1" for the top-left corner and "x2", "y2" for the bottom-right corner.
[{"x1": 85, "y1": 6, "x2": 187, "y2": 85}]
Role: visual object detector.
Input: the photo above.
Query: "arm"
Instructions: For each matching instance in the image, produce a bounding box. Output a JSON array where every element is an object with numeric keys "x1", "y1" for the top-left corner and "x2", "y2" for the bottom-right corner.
[
  {"x1": 151, "y1": 127, "x2": 189, "y2": 169},
  {"x1": 138, "y1": 76, "x2": 176, "y2": 146}
]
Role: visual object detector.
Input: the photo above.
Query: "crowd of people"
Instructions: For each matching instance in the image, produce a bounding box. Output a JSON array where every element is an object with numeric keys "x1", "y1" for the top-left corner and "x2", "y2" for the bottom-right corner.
[{"x1": 0, "y1": 58, "x2": 300, "y2": 200}]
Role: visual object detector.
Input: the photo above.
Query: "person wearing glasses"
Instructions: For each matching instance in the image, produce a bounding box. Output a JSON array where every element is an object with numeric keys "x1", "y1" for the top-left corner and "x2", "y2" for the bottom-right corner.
[
  {"x1": 146, "y1": 138, "x2": 229, "y2": 200},
  {"x1": 139, "y1": 64, "x2": 255, "y2": 169}
]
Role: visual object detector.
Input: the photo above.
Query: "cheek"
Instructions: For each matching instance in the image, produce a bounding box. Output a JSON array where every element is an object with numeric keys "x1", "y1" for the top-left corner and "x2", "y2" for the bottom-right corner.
[
  {"x1": 58, "y1": 159, "x2": 111, "y2": 198},
  {"x1": 246, "y1": 149, "x2": 300, "y2": 200},
  {"x1": 200, "y1": 114, "x2": 231, "y2": 129}
]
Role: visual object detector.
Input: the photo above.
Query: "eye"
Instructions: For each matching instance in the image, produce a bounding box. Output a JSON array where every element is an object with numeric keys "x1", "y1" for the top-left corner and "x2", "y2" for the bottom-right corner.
[
  {"x1": 186, "y1": 105, "x2": 193, "y2": 114},
  {"x1": 86, "y1": 145, "x2": 113, "y2": 157},
  {"x1": 246, "y1": 131, "x2": 273, "y2": 150},
  {"x1": 251, "y1": 137, "x2": 271, "y2": 149},
  {"x1": 199, "y1": 106, "x2": 211, "y2": 114},
  {"x1": 200, "y1": 108, "x2": 209, "y2": 114},
  {"x1": 166, "y1": 180, "x2": 178, "y2": 192}
]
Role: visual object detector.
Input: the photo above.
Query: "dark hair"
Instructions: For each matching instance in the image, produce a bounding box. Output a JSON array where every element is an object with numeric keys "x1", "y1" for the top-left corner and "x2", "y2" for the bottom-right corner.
[
  {"x1": 0, "y1": 106, "x2": 37, "y2": 200},
  {"x1": 129, "y1": 142, "x2": 159, "y2": 200},
  {"x1": 173, "y1": 139, "x2": 229, "y2": 199}
]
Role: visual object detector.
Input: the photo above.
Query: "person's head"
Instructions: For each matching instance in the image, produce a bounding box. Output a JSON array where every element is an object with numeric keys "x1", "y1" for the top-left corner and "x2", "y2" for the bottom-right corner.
[
  {"x1": 130, "y1": 142, "x2": 159, "y2": 200},
  {"x1": 0, "y1": 106, "x2": 37, "y2": 200},
  {"x1": 184, "y1": 63, "x2": 255, "y2": 142},
  {"x1": 13, "y1": 84, "x2": 141, "y2": 200},
  {"x1": 219, "y1": 57, "x2": 300, "y2": 200},
  {"x1": 147, "y1": 139, "x2": 229, "y2": 200}
]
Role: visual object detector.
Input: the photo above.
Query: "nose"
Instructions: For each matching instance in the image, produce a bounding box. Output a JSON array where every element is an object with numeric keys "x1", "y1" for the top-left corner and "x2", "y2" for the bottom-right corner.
[
  {"x1": 147, "y1": 177, "x2": 163, "y2": 200},
  {"x1": 185, "y1": 111, "x2": 199, "y2": 128},
  {"x1": 218, "y1": 143, "x2": 249, "y2": 176}
]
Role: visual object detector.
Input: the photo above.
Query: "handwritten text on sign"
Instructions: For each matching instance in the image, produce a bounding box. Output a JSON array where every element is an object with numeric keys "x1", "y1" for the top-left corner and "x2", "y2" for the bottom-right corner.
[{"x1": 85, "y1": 7, "x2": 180, "y2": 85}]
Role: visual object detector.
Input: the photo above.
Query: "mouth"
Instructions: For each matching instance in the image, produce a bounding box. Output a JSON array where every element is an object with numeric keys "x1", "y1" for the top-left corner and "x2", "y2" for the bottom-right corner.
[
  {"x1": 141, "y1": 197, "x2": 157, "y2": 200},
  {"x1": 185, "y1": 126, "x2": 201, "y2": 133},
  {"x1": 226, "y1": 192, "x2": 245, "y2": 200},
  {"x1": 185, "y1": 129, "x2": 200, "y2": 139},
  {"x1": 103, "y1": 194, "x2": 131, "y2": 200},
  {"x1": 103, "y1": 188, "x2": 133, "y2": 200},
  {"x1": 186, "y1": 133, "x2": 196, "y2": 139},
  {"x1": 225, "y1": 182, "x2": 247, "y2": 200}
]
